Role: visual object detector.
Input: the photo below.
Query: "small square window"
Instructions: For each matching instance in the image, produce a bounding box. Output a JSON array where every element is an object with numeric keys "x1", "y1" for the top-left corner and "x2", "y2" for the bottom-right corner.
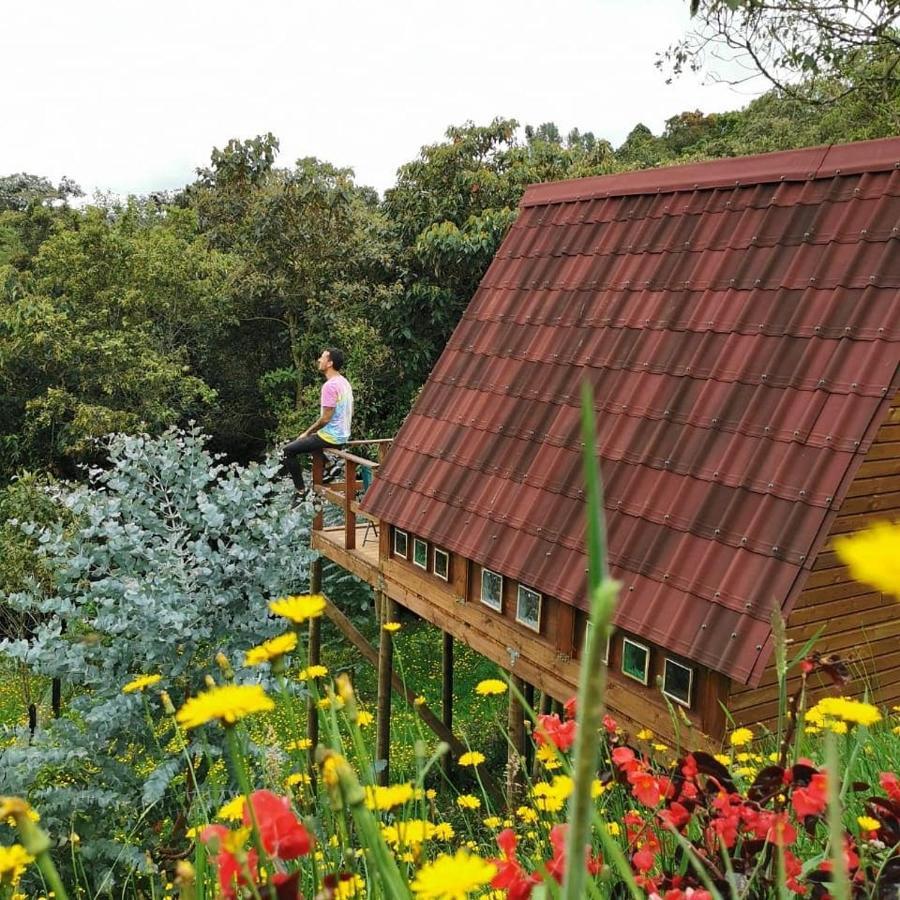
[
  {"x1": 413, "y1": 538, "x2": 428, "y2": 570},
  {"x1": 434, "y1": 548, "x2": 450, "y2": 581},
  {"x1": 584, "y1": 622, "x2": 611, "y2": 664},
  {"x1": 622, "y1": 638, "x2": 650, "y2": 685},
  {"x1": 481, "y1": 568, "x2": 503, "y2": 611},
  {"x1": 663, "y1": 658, "x2": 693, "y2": 708},
  {"x1": 393, "y1": 529, "x2": 408, "y2": 559},
  {"x1": 516, "y1": 586, "x2": 542, "y2": 632}
]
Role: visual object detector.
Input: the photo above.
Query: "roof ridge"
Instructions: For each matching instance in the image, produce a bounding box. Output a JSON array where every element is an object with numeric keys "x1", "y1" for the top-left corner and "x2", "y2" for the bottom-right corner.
[{"x1": 522, "y1": 137, "x2": 900, "y2": 207}]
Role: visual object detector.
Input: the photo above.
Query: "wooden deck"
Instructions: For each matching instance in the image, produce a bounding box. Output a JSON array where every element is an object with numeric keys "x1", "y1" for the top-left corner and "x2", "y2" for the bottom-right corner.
[{"x1": 311, "y1": 524, "x2": 381, "y2": 586}]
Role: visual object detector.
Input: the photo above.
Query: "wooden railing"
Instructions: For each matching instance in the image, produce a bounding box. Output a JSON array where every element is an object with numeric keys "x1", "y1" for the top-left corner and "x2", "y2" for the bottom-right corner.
[{"x1": 310, "y1": 439, "x2": 393, "y2": 550}]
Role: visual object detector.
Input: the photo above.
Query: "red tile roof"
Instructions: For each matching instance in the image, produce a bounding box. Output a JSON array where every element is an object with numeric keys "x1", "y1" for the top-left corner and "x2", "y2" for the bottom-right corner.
[{"x1": 362, "y1": 138, "x2": 900, "y2": 685}]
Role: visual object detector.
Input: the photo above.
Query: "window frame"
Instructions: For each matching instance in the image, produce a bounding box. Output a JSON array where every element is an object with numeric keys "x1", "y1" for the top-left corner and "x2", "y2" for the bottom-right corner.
[
  {"x1": 584, "y1": 622, "x2": 612, "y2": 665},
  {"x1": 480, "y1": 568, "x2": 503, "y2": 611},
  {"x1": 515, "y1": 585, "x2": 542, "y2": 632},
  {"x1": 412, "y1": 538, "x2": 428, "y2": 570},
  {"x1": 621, "y1": 638, "x2": 651, "y2": 685},
  {"x1": 393, "y1": 528, "x2": 408, "y2": 559},
  {"x1": 662, "y1": 658, "x2": 694, "y2": 708},
  {"x1": 433, "y1": 548, "x2": 450, "y2": 582}
]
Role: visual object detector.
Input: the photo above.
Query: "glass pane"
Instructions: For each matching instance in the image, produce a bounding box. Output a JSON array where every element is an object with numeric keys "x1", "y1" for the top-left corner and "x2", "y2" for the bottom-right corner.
[
  {"x1": 622, "y1": 640, "x2": 648, "y2": 683},
  {"x1": 481, "y1": 569, "x2": 502, "y2": 610},
  {"x1": 434, "y1": 550, "x2": 449, "y2": 579},
  {"x1": 664, "y1": 659, "x2": 692, "y2": 706},
  {"x1": 413, "y1": 539, "x2": 428, "y2": 568},
  {"x1": 516, "y1": 587, "x2": 541, "y2": 629},
  {"x1": 394, "y1": 530, "x2": 407, "y2": 557}
]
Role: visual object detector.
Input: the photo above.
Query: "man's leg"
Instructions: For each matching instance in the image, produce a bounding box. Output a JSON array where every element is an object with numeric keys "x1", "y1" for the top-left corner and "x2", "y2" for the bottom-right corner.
[{"x1": 282, "y1": 435, "x2": 330, "y2": 492}]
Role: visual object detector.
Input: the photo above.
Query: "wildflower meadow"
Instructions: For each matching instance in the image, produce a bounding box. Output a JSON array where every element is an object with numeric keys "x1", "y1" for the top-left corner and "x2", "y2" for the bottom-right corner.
[{"x1": 1, "y1": 400, "x2": 899, "y2": 899}]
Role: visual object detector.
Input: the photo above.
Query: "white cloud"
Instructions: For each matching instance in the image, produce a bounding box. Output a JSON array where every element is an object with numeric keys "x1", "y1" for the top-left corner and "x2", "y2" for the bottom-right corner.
[{"x1": 1, "y1": 0, "x2": 761, "y2": 197}]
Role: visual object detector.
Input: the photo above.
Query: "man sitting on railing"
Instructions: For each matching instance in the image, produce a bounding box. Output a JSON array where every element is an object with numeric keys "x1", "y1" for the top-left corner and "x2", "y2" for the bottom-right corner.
[{"x1": 282, "y1": 347, "x2": 353, "y2": 497}]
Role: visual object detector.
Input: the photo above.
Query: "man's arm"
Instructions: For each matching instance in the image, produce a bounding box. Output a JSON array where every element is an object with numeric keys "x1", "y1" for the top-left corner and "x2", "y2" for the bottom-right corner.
[{"x1": 299, "y1": 406, "x2": 335, "y2": 438}]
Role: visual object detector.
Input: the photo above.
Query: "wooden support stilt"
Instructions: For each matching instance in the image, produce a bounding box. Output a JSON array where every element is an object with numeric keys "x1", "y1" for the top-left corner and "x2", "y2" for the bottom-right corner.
[
  {"x1": 523, "y1": 681, "x2": 535, "y2": 774},
  {"x1": 307, "y1": 557, "x2": 323, "y2": 757},
  {"x1": 507, "y1": 674, "x2": 526, "y2": 804},
  {"x1": 376, "y1": 592, "x2": 396, "y2": 786},
  {"x1": 441, "y1": 631, "x2": 454, "y2": 778}
]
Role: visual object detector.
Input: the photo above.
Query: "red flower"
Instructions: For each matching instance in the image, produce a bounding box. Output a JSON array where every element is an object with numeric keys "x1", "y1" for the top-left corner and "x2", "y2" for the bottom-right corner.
[
  {"x1": 764, "y1": 812, "x2": 796, "y2": 847},
  {"x1": 243, "y1": 790, "x2": 313, "y2": 860},
  {"x1": 535, "y1": 714, "x2": 577, "y2": 751},
  {"x1": 612, "y1": 746, "x2": 641, "y2": 773},
  {"x1": 602, "y1": 713, "x2": 618, "y2": 735},
  {"x1": 657, "y1": 802, "x2": 691, "y2": 831},
  {"x1": 563, "y1": 696, "x2": 577, "y2": 720},
  {"x1": 632, "y1": 845, "x2": 657, "y2": 873},
  {"x1": 544, "y1": 823, "x2": 602, "y2": 884},
  {"x1": 629, "y1": 771, "x2": 665, "y2": 808},
  {"x1": 791, "y1": 772, "x2": 827, "y2": 819},
  {"x1": 783, "y1": 849, "x2": 806, "y2": 895},
  {"x1": 490, "y1": 828, "x2": 540, "y2": 900},
  {"x1": 200, "y1": 824, "x2": 258, "y2": 900},
  {"x1": 880, "y1": 772, "x2": 900, "y2": 802}
]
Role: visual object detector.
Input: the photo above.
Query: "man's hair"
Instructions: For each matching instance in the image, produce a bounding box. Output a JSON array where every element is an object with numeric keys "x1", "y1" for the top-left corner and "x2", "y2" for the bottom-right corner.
[{"x1": 326, "y1": 348, "x2": 345, "y2": 371}]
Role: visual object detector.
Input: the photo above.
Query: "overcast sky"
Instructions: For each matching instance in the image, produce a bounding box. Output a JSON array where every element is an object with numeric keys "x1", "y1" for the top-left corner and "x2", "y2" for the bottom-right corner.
[{"x1": 2, "y1": 1, "x2": 763, "y2": 199}]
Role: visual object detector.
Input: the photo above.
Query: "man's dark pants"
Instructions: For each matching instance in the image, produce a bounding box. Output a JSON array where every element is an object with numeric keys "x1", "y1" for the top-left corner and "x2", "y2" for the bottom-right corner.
[{"x1": 282, "y1": 434, "x2": 337, "y2": 491}]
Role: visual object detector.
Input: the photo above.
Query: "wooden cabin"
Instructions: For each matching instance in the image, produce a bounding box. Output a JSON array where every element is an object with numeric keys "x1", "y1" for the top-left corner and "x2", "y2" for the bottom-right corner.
[{"x1": 311, "y1": 137, "x2": 900, "y2": 760}]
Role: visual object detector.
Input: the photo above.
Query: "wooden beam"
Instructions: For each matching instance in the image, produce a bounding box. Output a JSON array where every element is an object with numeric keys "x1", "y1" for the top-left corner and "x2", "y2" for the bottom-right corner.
[
  {"x1": 442, "y1": 631, "x2": 454, "y2": 779},
  {"x1": 320, "y1": 595, "x2": 501, "y2": 799},
  {"x1": 376, "y1": 592, "x2": 394, "y2": 785},
  {"x1": 507, "y1": 675, "x2": 526, "y2": 805},
  {"x1": 307, "y1": 557, "x2": 323, "y2": 772}
]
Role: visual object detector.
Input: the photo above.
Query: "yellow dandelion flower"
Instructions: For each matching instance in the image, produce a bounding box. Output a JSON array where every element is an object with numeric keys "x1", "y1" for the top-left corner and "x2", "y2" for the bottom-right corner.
[
  {"x1": 216, "y1": 795, "x2": 247, "y2": 821},
  {"x1": 269, "y1": 593, "x2": 326, "y2": 624},
  {"x1": 857, "y1": 815, "x2": 880, "y2": 832},
  {"x1": 834, "y1": 521, "x2": 900, "y2": 599},
  {"x1": 0, "y1": 845, "x2": 33, "y2": 885},
  {"x1": 383, "y1": 621, "x2": 401, "y2": 632},
  {"x1": 365, "y1": 783, "x2": 415, "y2": 811},
  {"x1": 605, "y1": 821, "x2": 621, "y2": 836},
  {"x1": 413, "y1": 695, "x2": 426, "y2": 706},
  {"x1": 652, "y1": 743, "x2": 670, "y2": 752},
  {"x1": 828, "y1": 720, "x2": 849, "y2": 735},
  {"x1": 433, "y1": 822, "x2": 455, "y2": 840},
  {"x1": 426, "y1": 788, "x2": 437, "y2": 800},
  {"x1": 729, "y1": 727, "x2": 754, "y2": 747},
  {"x1": 458, "y1": 751, "x2": 485, "y2": 767},
  {"x1": 516, "y1": 806, "x2": 538, "y2": 823},
  {"x1": 175, "y1": 684, "x2": 274, "y2": 729},
  {"x1": 318, "y1": 696, "x2": 345, "y2": 710},
  {"x1": 382, "y1": 819, "x2": 435, "y2": 849},
  {"x1": 122, "y1": 674, "x2": 162, "y2": 694},
  {"x1": 713, "y1": 753, "x2": 731, "y2": 766},
  {"x1": 456, "y1": 794, "x2": 481, "y2": 810},
  {"x1": 285, "y1": 773, "x2": 311, "y2": 788},
  {"x1": 475, "y1": 679, "x2": 507, "y2": 696},
  {"x1": 808, "y1": 696, "x2": 882, "y2": 727},
  {"x1": 410, "y1": 849, "x2": 497, "y2": 899},
  {"x1": 636, "y1": 729, "x2": 654, "y2": 740},
  {"x1": 298, "y1": 665, "x2": 329, "y2": 681},
  {"x1": 483, "y1": 816, "x2": 502, "y2": 828},
  {"x1": 285, "y1": 738, "x2": 313, "y2": 751},
  {"x1": 330, "y1": 873, "x2": 365, "y2": 898},
  {"x1": 535, "y1": 795, "x2": 564, "y2": 813},
  {"x1": 551, "y1": 774, "x2": 574, "y2": 799},
  {"x1": 356, "y1": 710, "x2": 374, "y2": 727},
  {"x1": 591, "y1": 779, "x2": 605, "y2": 798},
  {"x1": 244, "y1": 632, "x2": 297, "y2": 666}
]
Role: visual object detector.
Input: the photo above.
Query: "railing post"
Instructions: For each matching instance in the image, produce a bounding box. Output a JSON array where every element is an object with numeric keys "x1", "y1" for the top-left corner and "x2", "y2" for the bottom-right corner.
[
  {"x1": 344, "y1": 458, "x2": 357, "y2": 550},
  {"x1": 311, "y1": 453, "x2": 324, "y2": 531}
]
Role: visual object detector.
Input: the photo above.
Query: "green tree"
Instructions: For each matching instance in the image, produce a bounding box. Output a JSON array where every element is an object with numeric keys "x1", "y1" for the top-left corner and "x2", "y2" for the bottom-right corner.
[
  {"x1": 189, "y1": 136, "x2": 392, "y2": 443},
  {"x1": 0, "y1": 200, "x2": 233, "y2": 479},
  {"x1": 662, "y1": 0, "x2": 900, "y2": 107}
]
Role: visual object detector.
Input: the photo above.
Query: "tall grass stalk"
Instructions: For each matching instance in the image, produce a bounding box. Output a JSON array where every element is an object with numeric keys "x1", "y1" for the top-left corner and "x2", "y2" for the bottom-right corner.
[{"x1": 561, "y1": 382, "x2": 621, "y2": 900}]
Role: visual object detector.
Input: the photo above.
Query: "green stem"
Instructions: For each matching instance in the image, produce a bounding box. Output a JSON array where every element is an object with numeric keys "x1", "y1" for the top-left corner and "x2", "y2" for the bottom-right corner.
[
  {"x1": 825, "y1": 730, "x2": 851, "y2": 900},
  {"x1": 13, "y1": 813, "x2": 71, "y2": 900},
  {"x1": 223, "y1": 726, "x2": 276, "y2": 900}
]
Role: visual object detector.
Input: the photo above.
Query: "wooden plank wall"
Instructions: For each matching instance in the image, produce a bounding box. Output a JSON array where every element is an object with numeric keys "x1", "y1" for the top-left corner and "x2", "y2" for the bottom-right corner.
[{"x1": 730, "y1": 394, "x2": 900, "y2": 728}]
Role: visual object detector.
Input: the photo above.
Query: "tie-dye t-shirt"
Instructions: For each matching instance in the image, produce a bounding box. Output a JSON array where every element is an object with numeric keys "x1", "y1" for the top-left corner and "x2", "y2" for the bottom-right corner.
[{"x1": 318, "y1": 374, "x2": 353, "y2": 444}]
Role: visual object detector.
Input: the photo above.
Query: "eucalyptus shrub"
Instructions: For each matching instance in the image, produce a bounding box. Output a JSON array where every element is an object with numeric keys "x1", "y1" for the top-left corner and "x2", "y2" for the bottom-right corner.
[{"x1": 0, "y1": 426, "x2": 313, "y2": 890}]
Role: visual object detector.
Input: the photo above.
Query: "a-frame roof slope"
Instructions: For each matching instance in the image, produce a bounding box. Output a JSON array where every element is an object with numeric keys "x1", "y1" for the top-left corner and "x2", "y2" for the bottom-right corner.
[{"x1": 362, "y1": 137, "x2": 900, "y2": 685}]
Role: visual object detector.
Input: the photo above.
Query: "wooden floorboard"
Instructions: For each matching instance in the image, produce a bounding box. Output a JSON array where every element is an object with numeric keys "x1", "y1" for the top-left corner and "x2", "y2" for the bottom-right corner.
[{"x1": 312, "y1": 525, "x2": 381, "y2": 584}]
